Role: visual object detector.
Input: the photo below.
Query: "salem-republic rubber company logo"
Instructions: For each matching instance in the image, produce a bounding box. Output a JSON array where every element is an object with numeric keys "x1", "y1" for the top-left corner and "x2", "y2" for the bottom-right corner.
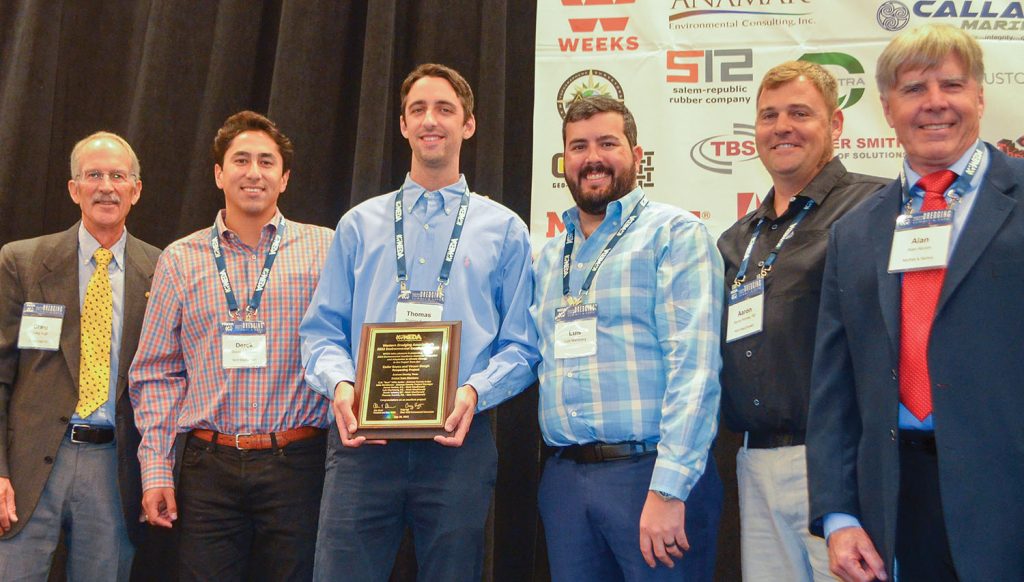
[
  {"x1": 798, "y1": 53, "x2": 866, "y2": 110},
  {"x1": 557, "y1": 69, "x2": 626, "y2": 118},
  {"x1": 690, "y1": 123, "x2": 758, "y2": 175},
  {"x1": 559, "y1": 0, "x2": 639, "y2": 52},
  {"x1": 667, "y1": 49, "x2": 754, "y2": 106},
  {"x1": 669, "y1": 0, "x2": 815, "y2": 30}
]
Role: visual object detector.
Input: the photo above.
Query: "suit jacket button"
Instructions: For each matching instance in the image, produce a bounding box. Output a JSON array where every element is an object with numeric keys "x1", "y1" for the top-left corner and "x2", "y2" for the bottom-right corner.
[
  {"x1": 44, "y1": 456, "x2": 54, "y2": 464},
  {"x1": 60, "y1": 416, "x2": 70, "y2": 423},
  {"x1": 890, "y1": 429, "x2": 897, "y2": 440},
  {"x1": 890, "y1": 369, "x2": 897, "y2": 381}
]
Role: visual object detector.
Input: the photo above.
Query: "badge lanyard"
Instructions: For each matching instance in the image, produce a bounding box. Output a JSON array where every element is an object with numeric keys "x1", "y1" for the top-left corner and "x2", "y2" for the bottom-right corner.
[
  {"x1": 394, "y1": 189, "x2": 471, "y2": 297},
  {"x1": 562, "y1": 196, "x2": 648, "y2": 305},
  {"x1": 898, "y1": 141, "x2": 985, "y2": 215},
  {"x1": 210, "y1": 217, "x2": 285, "y2": 320},
  {"x1": 732, "y1": 198, "x2": 815, "y2": 288}
]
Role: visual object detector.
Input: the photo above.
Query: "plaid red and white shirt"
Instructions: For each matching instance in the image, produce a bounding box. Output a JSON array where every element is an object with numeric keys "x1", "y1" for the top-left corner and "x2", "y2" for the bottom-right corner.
[{"x1": 130, "y1": 210, "x2": 332, "y2": 490}]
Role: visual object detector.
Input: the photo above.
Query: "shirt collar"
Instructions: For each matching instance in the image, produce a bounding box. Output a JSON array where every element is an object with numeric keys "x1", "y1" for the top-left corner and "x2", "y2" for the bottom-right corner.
[
  {"x1": 562, "y1": 186, "x2": 645, "y2": 236},
  {"x1": 78, "y1": 223, "x2": 127, "y2": 271},
  {"x1": 757, "y1": 157, "x2": 847, "y2": 221},
  {"x1": 401, "y1": 174, "x2": 469, "y2": 214},
  {"x1": 215, "y1": 209, "x2": 284, "y2": 243},
  {"x1": 902, "y1": 138, "x2": 985, "y2": 201}
]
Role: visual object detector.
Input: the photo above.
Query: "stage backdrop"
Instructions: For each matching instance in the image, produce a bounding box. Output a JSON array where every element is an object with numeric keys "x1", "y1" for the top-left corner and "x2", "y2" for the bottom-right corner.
[{"x1": 531, "y1": 0, "x2": 1024, "y2": 245}]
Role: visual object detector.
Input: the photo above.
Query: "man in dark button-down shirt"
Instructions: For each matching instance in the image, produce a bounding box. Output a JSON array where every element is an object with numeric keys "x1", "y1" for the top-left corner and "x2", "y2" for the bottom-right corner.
[{"x1": 717, "y1": 61, "x2": 885, "y2": 582}]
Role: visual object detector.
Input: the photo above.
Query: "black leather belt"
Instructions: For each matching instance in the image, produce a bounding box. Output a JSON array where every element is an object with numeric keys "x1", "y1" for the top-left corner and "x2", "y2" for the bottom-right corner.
[
  {"x1": 899, "y1": 431, "x2": 937, "y2": 455},
  {"x1": 556, "y1": 441, "x2": 657, "y2": 463},
  {"x1": 68, "y1": 424, "x2": 115, "y2": 444},
  {"x1": 746, "y1": 430, "x2": 805, "y2": 449}
]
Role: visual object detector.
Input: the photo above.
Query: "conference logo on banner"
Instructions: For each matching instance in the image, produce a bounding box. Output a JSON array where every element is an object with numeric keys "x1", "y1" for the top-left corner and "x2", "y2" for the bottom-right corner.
[
  {"x1": 668, "y1": 0, "x2": 817, "y2": 30},
  {"x1": 557, "y1": 0, "x2": 640, "y2": 53},
  {"x1": 556, "y1": 69, "x2": 626, "y2": 118}
]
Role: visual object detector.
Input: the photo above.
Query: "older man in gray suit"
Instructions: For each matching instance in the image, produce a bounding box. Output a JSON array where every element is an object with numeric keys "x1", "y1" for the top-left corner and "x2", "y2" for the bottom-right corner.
[{"x1": 0, "y1": 132, "x2": 160, "y2": 580}]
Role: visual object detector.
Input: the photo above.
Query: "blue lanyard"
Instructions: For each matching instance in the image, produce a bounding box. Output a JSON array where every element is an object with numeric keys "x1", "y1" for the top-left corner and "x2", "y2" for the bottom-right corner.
[
  {"x1": 562, "y1": 196, "x2": 648, "y2": 305},
  {"x1": 210, "y1": 217, "x2": 285, "y2": 319},
  {"x1": 733, "y1": 198, "x2": 815, "y2": 288},
  {"x1": 899, "y1": 141, "x2": 985, "y2": 214},
  {"x1": 394, "y1": 188, "x2": 471, "y2": 295}
]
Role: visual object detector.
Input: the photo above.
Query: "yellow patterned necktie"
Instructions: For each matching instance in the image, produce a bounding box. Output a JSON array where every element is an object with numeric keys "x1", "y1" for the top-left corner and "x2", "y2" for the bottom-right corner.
[{"x1": 77, "y1": 248, "x2": 113, "y2": 418}]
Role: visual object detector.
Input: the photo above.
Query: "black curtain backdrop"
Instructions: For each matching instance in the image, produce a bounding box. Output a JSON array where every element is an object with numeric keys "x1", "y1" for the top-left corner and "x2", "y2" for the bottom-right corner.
[{"x1": 1, "y1": 2, "x2": 740, "y2": 580}]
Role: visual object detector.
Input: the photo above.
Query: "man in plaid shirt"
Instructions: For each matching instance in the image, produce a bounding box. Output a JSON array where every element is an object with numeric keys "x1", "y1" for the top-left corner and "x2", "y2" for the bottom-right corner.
[
  {"x1": 129, "y1": 111, "x2": 333, "y2": 581},
  {"x1": 532, "y1": 96, "x2": 724, "y2": 581}
]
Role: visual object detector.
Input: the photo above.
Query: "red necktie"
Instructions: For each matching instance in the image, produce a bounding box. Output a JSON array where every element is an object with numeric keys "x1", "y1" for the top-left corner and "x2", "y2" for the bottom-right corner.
[{"x1": 899, "y1": 169, "x2": 957, "y2": 421}]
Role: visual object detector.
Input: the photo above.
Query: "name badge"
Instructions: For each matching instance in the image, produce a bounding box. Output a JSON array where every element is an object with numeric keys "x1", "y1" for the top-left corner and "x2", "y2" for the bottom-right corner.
[
  {"x1": 220, "y1": 321, "x2": 267, "y2": 369},
  {"x1": 888, "y1": 210, "x2": 953, "y2": 273},
  {"x1": 18, "y1": 302, "x2": 66, "y2": 351},
  {"x1": 554, "y1": 303, "x2": 598, "y2": 359},
  {"x1": 726, "y1": 279, "x2": 764, "y2": 343},
  {"x1": 396, "y1": 291, "x2": 444, "y2": 323}
]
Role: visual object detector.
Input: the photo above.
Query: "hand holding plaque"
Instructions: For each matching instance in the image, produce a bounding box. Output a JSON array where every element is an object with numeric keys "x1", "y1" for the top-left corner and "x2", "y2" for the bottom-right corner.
[{"x1": 353, "y1": 321, "x2": 461, "y2": 439}]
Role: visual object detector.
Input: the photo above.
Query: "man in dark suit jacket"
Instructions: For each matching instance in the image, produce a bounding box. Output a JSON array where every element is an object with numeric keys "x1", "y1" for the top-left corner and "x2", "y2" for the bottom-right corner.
[
  {"x1": 806, "y1": 24, "x2": 1024, "y2": 582},
  {"x1": 0, "y1": 132, "x2": 160, "y2": 580}
]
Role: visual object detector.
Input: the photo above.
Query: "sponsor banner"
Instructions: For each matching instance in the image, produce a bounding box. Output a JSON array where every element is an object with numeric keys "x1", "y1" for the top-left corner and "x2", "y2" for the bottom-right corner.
[{"x1": 532, "y1": 0, "x2": 1023, "y2": 248}]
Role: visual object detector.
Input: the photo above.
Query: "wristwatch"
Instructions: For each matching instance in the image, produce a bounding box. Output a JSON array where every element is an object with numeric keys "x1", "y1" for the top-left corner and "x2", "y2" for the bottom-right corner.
[{"x1": 653, "y1": 490, "x2": 678, "y2": 502}]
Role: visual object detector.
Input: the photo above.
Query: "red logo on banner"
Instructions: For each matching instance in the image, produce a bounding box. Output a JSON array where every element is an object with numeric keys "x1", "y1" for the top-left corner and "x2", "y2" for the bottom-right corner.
[
  {"x1": 997, "y1": 135, "x2": 1024, "y2": 159},
  {"x1": 559, "y1": 0, "x2": 639, "y2": 52},
  {"x1": 737, "y1": 192, "x2": 762, "y2": 219}
]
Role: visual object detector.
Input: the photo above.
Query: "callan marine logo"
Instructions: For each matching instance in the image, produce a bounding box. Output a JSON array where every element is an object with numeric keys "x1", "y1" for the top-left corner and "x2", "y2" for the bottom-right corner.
[
  {"x1": 557, "y1": 69, "x2": 625, "y2": 118},
  {"x1": 877, "y1": 1, "x2": 912, "y2": 30},
  {"x1": 690, "y1": 123, "x2": 758, "y2": 175}
]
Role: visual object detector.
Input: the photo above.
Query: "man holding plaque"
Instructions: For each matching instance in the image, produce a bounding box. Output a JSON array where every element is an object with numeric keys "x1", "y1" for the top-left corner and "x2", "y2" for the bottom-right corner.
[
  {"x1": 0, "y1": 132, "x2": 159, "y2": 579},
  {"x1": 717, "y1": 61, "x2": 885, "y2": 582},
  {"x1": 806, "y1": 24, "x2": 1024, "y2": 581},
  {"x1": 300, "y1": 64, "x2": 539, "y2": 581},
  {"x1": 130, "y1": 111, "x2": 333, "y2": 580},
  {"x1": 532, "y1": 95, "x2": 724, "y2": 581}
]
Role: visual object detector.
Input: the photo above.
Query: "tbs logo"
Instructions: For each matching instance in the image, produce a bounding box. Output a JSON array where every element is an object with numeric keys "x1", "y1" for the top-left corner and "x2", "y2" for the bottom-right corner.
[{"x1": 690, "y1": 124, "x2": 758, "y2": 175}]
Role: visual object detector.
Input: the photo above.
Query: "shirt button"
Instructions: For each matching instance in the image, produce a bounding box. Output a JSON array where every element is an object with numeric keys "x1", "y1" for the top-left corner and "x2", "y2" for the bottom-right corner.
[
  {"x1": 770, "y1": 224, "x2": 779, "y2": 230},
  {"x1": 745, "y1": 350, "x2": 753, "y2": 358},
  {"x1": 576, "y1": 263, "x2": 585, "y2": 270},
  {"x1": 251, "y1": 255, "x2": 257, "y2": 261},
  {"x1": 891, "y1": 369, "x2": 897, "y2": 381},
  {"x1": 890, "y1": 428, "x2": 897, "y2": 440},
  {"x1": 418, "y1": 258, "x2": 427, "y2": 264},
  {"x1": 566, "y1": 371, "x2": 575, "y2": 378},
  {"x1": 753, "y1": 399, "x2": 760, "y2": 406},
  {"x1": 423, "y1": 224, "x2": 430, "y2": 230},
  {"x1": 251, "y1": 403, "x2": 258, "y2": 408},
  {"x1": 570, "y1": 410, "x2": 578, "y2": 417},
  {"x1": 44, "y1": 456, "x2": 54, "y2": 464}
]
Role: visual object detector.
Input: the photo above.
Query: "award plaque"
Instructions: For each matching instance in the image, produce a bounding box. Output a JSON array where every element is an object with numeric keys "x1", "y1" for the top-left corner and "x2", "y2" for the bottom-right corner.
[{"x1": 353, "y1": 321, "x2": 461, "y2": 439}]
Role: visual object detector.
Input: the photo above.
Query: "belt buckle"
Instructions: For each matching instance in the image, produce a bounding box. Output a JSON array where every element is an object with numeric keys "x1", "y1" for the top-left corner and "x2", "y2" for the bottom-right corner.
[
  {"x1": 70, "y1": 424, "x2": 90, "y2": 444},
  {"x1": 234, "y1": 433, "x2": 253, "y2": 450}
]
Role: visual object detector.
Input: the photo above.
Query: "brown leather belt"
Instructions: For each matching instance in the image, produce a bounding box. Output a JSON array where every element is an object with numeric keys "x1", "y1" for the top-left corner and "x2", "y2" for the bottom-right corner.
[{"x1": 190, "y1": 426, "x2": 325, "y2": 450}]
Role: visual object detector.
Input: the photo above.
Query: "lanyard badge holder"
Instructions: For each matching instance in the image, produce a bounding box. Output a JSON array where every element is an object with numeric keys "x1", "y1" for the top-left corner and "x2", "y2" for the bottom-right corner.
[
  {"x1": 554, "y1": 197, "x2": 647, "y2": 359},
  {"x1": 726, "y1": 198, "x2": 815, "y2": 343},
  {"x1": 393, "y1": 189, "x2": 470, "y2": 323},
  {"x1": 887, "y1": 143, "x2": 983, "y2": 274},
  {"x1": 212, "y1": 218, "x2": 285, "y2": 369}
]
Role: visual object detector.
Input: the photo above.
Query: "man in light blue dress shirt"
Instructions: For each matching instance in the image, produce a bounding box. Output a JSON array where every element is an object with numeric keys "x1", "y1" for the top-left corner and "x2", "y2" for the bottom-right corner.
[
  {"x1": 300, "y1": 64, "x2": 539, "y2": 581},
  {"x1": 532, "y1": 95, "x2": 724, "y2": 581}
]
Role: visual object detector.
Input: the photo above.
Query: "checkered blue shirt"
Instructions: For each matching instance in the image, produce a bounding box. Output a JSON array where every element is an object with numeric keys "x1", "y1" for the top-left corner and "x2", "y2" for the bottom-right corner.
[
  {"x1": 532, "y1": 187, "x2": 723, "y2": 500},
  {"x1": 130, "y1": 211, "x2": 333, "y2": 490}
]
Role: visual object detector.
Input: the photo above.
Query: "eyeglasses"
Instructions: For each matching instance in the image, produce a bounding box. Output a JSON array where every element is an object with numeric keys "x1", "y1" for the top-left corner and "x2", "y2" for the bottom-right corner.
[{"x1": 76, "y1": 170, "x2": 137, "y2": 185}]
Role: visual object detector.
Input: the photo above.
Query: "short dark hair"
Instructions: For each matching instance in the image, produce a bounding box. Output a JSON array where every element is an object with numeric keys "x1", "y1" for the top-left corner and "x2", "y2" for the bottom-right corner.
[
  {"x1": 561, "y1": 96, "x2": 638, "y2": 149},
  {"x1": 400, "y1": 63, "x2": 475, "y2": 122},
  {"x1": 212, "y1": 110, "x2": 294, "y2": 172}
]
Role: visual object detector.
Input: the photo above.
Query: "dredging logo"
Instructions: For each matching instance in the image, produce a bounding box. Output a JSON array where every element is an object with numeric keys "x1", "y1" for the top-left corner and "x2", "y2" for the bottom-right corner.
[
  {"x1": 799, "y1": 53, "x2": 866, "y2": 110},
  {"x1": 667, "y1": 49, "x2": 754, "y2": 106},
  {"x1": 556, "y1": 69, "x2": 625, "y2": 118},
  {"x1": 668, "y1": 0, "x2": 815, "y2": 30},
  {"x1": 690, "y1": 123, "x2": 758, "y2": 175},
  {"x1": 559, "y1": 0, "x2": 639, "y2": 52},
  {"x1": 549, "y1": 151, "x2": 656, "y2": 189},
  {"x1": 396, "y1": 334, "x2": 423, "y2": 342},
  {"x1": 997, "y1": 134, "x2": 1024, "y2": 158}
]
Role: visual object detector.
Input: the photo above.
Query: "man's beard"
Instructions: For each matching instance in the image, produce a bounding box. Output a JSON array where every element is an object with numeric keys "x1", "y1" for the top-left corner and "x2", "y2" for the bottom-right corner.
[{"x1": 566, "y1": 162, "x2": 637, "y2": 215}]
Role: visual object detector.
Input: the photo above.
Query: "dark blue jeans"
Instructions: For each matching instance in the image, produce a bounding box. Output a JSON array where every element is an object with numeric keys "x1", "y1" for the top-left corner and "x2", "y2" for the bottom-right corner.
[
  {"x1": 313, "y1": 416, "x2": 498, "y2": 582},
  {"x1": 539, "y1": 451, "x2": 722, "y2": 581},
  {"x1": 176, "y1": 432, "x2": 326, "y2": 582}
]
